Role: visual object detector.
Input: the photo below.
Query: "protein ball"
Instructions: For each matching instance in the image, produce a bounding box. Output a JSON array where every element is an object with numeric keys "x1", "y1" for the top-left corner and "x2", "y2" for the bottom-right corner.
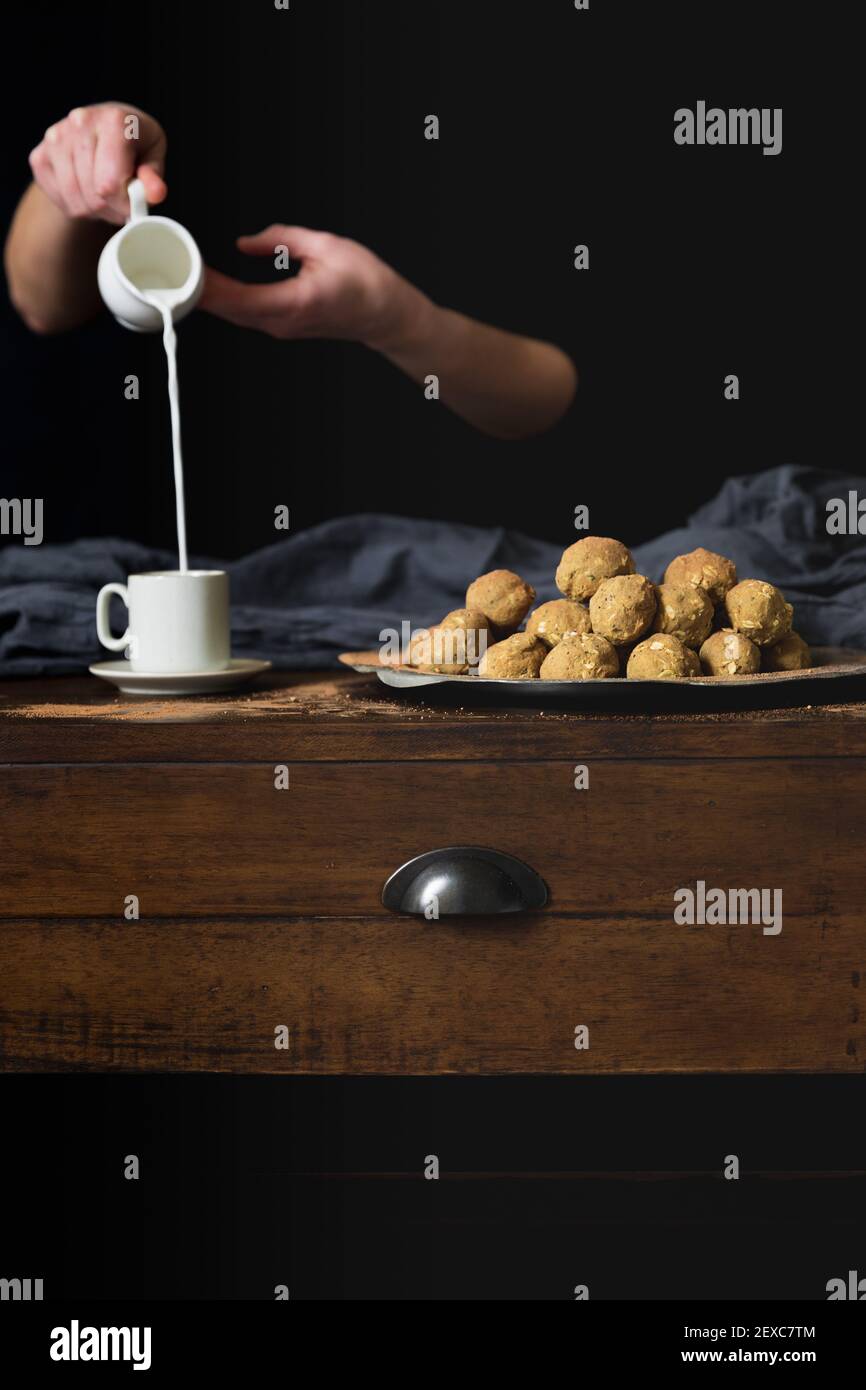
[
  {"x1": 724, "y1": 579, "x2": 793, "y2": 647},
  {"x1": 555, "y1": 536, "x2": 635, "y2": 601},
  {"x1": 762, "y1": 631, "x2": 813, "y2": 672},
  {"x1": 406, "y1": 628, "x2": 431, "y2": 666},
  {"x1": 589, "y1": 574, "x2": 657, "y2": 645},
  {"x1": 699, "y1": 628, "x2": 761, "y2": 677},
  {"x1": 626, "y1": 633, "x2": 694, "y2": 680},
  {"x1": 651, "y1": 581, "x2": 713, "y2": 648},
  {"x1": 439, "y1": 608, "x2": 492, "y2": 667},
  {"x1": 664, "y1": 548, "x2": 738, "y2": 606},
  {"x1": 440, "y1": 606, "x2": 490, "y2": 634},
  {"x1": 539, "y1": 632, "x2": 619, "y2": 680},
  {"x1": 466, "y1": 569, "x2": 536, "y2": 632},
  {"x1": 525, "y1": 599, "x2": 591, "y2": 648},
  {"x1": 478, "y1": 632, "x2": 546, "y2": 679},
  {"x1": 407, "y1": 625, "x2": 468, "y2": 674}
]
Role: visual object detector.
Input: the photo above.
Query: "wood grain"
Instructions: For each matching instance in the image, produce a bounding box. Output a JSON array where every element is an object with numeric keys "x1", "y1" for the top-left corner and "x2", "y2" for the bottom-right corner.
[
  {"x1": 2, "y1": 671, "x2": 864, "y2": 1074},
  {"x1": 1, "y1": 759, "x2": 865, "y2": 920},
  {"x1": 0, "y1": 914, "x2": 861, "y2": 1073},
  {"x1": 2, "y1": 672, "x2": 866, "y2": 762}
]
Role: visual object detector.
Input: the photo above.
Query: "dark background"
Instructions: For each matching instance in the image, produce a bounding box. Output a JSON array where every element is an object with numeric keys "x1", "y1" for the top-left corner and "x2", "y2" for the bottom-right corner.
[
  {"x1": 2, "y1": 0, "x2": 860, "y2": 559},
  {"x1": 2, "y1": 1075, "x2": 865, "y2": 1300},
  {"x1": 1, "y1": 0, "x2": 863, "y2": 1302}
]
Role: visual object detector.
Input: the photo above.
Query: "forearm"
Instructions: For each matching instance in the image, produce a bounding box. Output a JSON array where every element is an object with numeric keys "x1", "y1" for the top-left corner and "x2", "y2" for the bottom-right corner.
[
  {"x1": 4, "y1": 183, "x2": 109, "y2": 333},
  {"x1": 369, "y1": 283, "x2": 578, "y2": 439}
]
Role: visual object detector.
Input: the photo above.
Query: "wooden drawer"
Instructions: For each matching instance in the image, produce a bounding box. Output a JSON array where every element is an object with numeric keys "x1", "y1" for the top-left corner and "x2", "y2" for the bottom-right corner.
[
  {"x1": 1, "y1": 913, "x2": 862, "y2": 1074},
  {"x1": 2, "y1": 759, "x2": 865, "y2": 920},
  {"x1": 1, "y1": 672, "x2": 864, "y2": 1073}
]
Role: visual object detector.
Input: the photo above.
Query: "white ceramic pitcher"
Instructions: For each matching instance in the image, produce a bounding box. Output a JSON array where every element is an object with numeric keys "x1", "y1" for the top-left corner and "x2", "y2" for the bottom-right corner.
[{"x1": 97, "y1": 179, "x2": 203, "y2": 331}]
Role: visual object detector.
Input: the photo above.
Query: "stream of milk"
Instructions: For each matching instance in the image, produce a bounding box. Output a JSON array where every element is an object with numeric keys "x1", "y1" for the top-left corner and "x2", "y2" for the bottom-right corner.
[{"x1": 143, "y1": 290, "x2": 189, "y2": 573}]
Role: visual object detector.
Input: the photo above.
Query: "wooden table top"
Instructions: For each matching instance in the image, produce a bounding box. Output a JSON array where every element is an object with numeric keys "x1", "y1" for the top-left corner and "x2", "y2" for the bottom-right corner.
[{"x1": 1, "y1": 668, "x2": 866, "y2": 761}]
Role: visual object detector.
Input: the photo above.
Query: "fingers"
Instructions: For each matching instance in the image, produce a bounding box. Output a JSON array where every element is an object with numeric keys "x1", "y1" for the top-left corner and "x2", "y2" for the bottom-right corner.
[
  {"x1": 28, "y1": 102, "x2": 167, "y2": 224},
  {"x1": 28, "y1": 140, "x2": 62, "y2": 210},
  {"x1": 134, "y1": 112, "x2": 167, "y2": 203},
  {"x1": 134, "y1": 111, "x2": 167, "y2": 175},
  {"x1": 26, "y1": 145, "x2": 60, "y2": 205},
  {"x1": 70, "y1": 113, "x2": 109, "y2": 218},
  {"x1": 236, "y1": 224, "x2": 326, "y2": 260},
  {"x1": 92, "y1": 108, "x2": 138, "y2": 217},
  {"x1": 199, "y1": 266, "x2": 305, "y2": 336},
  {"x1": 44, "y1": 129, "x2": 90, "y2": 218},
  {"x1": 92, "y1": 106, "x2": 166, "y2": 212}
]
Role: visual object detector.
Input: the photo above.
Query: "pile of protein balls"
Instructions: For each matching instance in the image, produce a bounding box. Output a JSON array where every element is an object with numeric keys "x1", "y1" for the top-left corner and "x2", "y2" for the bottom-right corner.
[{"x1": 404, "y1": 539, "x2": 813, "y2": 680}]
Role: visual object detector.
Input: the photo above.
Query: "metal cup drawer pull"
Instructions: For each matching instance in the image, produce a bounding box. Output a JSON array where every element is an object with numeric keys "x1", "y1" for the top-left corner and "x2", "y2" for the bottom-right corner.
[{"x1": 382, "y1": 847, "x2": 548, "y2": 917}]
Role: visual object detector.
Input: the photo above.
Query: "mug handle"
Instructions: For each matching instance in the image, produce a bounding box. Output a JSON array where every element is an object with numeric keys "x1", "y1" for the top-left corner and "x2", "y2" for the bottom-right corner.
[{"x1": 96, "y1": 582, "x2": 132, "y2": 653}]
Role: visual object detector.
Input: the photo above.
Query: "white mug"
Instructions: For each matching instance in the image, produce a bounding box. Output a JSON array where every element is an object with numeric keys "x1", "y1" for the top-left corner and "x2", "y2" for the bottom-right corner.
[
  {"x1": 97, "y1": 179, "x2": 203, "y2": 332},
  {"x1": 96, "y1": 570, "x2": 230, "y2": 673}
]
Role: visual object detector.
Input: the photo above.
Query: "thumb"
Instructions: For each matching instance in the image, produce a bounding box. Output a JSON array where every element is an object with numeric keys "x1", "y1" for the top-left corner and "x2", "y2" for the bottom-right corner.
[
  {"x1": 199, "y1": 266, "x2": 293, "y2": 330},
  {"x1": 136, "y1": 162, "x2": 167, "y2": 205},
  {"x1": 199, "y1": 266, "x2": 248, "y2": 314}
]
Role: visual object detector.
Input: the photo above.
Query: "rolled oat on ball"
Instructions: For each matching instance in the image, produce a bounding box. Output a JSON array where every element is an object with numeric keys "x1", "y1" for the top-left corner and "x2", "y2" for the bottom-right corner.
[
  {"x1": 526, "y1": 599, "x2": 591, "y2": 648},
  {"x1": 407, "y1": 625, "x2": 468, "y2": 674},
  {"x1": 626, "y1": 633, "x2": 695, "y2": 680},
  {"x1": 699, "y1": 628, "x2": 761, "y2": 677},
  {"x1": 589, "y1": 574, "x2": 657, "y2": 645},
  {"x1": 664, "y1": 547, "x2": 737, "y2": 607},
  {"x1": 539, "y1": 632, "x2": 620, "y2": 680},
  {"x1": 761, "y1": 631, "x2": 813, "y2": 672},
  {"x1": 724, "y1": 579, "x2": 793, "y2": 647},
  {"x1": 465, "y1": 569, "x2": 536, "y2": 633},
  {"x1": 440, "y1": 607, "x2": 491, "y2": 636},
  {"x1": 555, "y1": 536, "x2": 635, "y2": 601},
  {"x1": 651, "y1": 581, "x2": 713, "y2": 649},
  {"x1": 439, "y1": 608, "x2": 491, "y2": 666},
  {"x1": 478, "y1": 632, "x2": 546, "y2": 679}
]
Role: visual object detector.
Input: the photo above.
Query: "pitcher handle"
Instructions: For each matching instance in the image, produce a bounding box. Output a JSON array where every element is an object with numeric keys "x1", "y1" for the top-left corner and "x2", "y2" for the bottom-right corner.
[{"x1": 127, "y1": 178, "x2": 149, "y2": 223}]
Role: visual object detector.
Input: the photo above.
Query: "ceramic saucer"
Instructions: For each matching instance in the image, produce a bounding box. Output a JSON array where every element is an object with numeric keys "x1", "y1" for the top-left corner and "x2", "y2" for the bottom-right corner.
[{"x1": 89, "y1": 658, "x2": 272, "y2": 696}]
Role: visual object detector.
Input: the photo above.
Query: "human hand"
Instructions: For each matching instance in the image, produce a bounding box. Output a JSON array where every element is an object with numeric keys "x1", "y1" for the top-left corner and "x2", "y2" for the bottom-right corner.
[
  {"x1": 200, "y1": 225, "x2": 429, "y2": 348},
  {"x1": 199, "y1": 222, "x2": 576, "y2": 441},
  {"x1": 28, "y1": 102, "x2": 167, "y2": 225}
]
